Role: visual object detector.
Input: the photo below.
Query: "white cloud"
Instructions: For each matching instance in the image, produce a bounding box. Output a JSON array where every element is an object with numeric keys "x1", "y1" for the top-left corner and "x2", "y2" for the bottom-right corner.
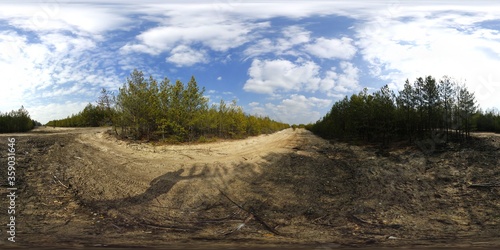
[
  {"x1": 40, "y1": 33, "x2": 96, "y2": 53},
  {"x1": 248, "y1": 94, "x2": 332, "y2": 124},
  {"x1": 318, "y1": 69, "x2": 337, "y2": 92},
  {"x1": 313, "y1": 63, "x2": 361, "y2": 97},
  {"x1": 123, "y1": 22, "x2": 269, "y2": 55},
  {"x1": 0, "y1": 3, "x2": 132, "y2": 37},
  {"x1": 56, "y1": 6, "x2": 132, "y2": 35},
  {"x1": 217, "y1": 76, "x2": 222, "y2": 80},
  {"x1": 243, "y1": 59, "x2": 321, "y2": 95},
  {"x1": 243, "y1": 38, "x2": 274, "y2": 58},
  {"x1": 283, "y1": 25, "x2": 311, "y2": 45},
  {"x1": 41, "y1": 85, "x2": 81, "y2": 98},
  {"x1": 243, "y1": 59, "x2": 360, "y2": 96},
  {"x1": 249, "y1": 101, "x2": 260, "y2": 107},
  {"x1": 166, "y1": 45, "x2": 208, "y2": 67},
  {"x1": 120, "y1": 43, "x2": 159, "y2": 55},
  {"x1": 335, "y1": 61, "x2": 360, "y2": 93},
  {"x1": 304, "y1": 37, "x2": 357, "y2": 60},
  {"x1": 244, "y1": 25, "x2": 311, "y2": 58},
  {"x1": 213, "y1": 1, "x2": 376, "y2": 21}
]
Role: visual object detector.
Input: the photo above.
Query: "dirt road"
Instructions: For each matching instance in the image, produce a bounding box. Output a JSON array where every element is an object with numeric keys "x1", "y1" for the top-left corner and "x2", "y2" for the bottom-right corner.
[{"x1": 0, "y1": 127, "x2": 499, "y2": 248}]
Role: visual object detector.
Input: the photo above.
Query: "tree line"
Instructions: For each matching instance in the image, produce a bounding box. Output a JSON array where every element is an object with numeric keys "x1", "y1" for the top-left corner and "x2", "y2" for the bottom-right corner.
[
  {"x1": 474, "y1": 108, "x2": 500, "y2": 133},
  {"x1": 0, "y1": 106, "x2": 40, "y2": 133},
  {"x1": 45, "y1": 102, "x2": 111, "y2": 128},
  {"x1": 308, "y1": 75, "x2": 498, "y2": 145},
  {"x1": 47, "y1": 69, "x2": 289, "y2": 142}
]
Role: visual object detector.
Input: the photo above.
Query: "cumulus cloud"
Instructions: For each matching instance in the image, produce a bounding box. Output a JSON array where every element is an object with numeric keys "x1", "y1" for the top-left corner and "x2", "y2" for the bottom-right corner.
[
  {"x1": 335, "y1": 61, "x2": 361, "y2": 93},
  {"x1": 304, "y1": 37, "x2": 357, "y2": 60},
  {"x1": 243, "y1": 59, "x2": 321, "y2": 95},
  {"x1": 243, "y1": 59, "x2": 360, "y2": 96},
  {"x1": 166, "y1": 45, "x2": 208, "y2": 67},
  {"x1": 318, "y1": 69, "x2": 337, "y2": 92}
]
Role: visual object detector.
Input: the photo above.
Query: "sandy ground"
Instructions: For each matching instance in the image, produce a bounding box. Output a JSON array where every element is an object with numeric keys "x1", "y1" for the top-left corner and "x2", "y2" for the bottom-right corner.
[{"x1": 0, "y1": 127, "x2": 499, "y2": 249}]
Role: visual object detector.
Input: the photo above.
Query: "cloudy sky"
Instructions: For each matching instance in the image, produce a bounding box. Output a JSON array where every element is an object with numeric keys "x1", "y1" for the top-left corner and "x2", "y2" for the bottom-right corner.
[{"x1": 1, "y1": 1, "x2": 500, "y2": 125}]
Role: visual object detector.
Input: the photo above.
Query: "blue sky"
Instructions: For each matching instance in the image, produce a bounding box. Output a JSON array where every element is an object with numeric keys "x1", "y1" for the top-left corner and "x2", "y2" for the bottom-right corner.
[{"x1": 1, "y1": 1, "x2": 500, "y2": 125}]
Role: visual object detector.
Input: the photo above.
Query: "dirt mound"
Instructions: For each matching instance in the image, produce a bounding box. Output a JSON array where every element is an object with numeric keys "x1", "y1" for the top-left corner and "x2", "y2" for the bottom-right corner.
[{"x1": 0, "y1": 128, "x2": 499, "y2": 248}]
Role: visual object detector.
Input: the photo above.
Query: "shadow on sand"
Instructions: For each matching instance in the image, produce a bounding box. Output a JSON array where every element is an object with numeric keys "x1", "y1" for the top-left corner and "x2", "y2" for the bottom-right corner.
[{"x1": 92, "y1": 168, "x2": 206, "y2": 210}]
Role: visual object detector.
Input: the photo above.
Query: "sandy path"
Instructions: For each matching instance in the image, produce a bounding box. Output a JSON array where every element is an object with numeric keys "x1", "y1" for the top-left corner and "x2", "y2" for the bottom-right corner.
[
  {"x1": 63, "y1": 128, "x2": 309, "y2": 211},
  {"x1": 76, "y1": 127, "x2": 300, "y2": 169},
  {"x1": 2, "y1": 127, "x2": 499, "y2": 248}
]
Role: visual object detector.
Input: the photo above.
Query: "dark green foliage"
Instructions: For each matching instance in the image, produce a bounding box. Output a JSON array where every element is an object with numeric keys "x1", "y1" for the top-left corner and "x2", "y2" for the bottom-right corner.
[
  {"x1": 114, "y1": 70, "x2": 161, "y2": 139},
  {"x1": 309, "y1": 76, "x2": 488, "y2": 144},
  {"x1": 0, "y1": 106, "x2": 35, "y2": 133},
  {"x1": 473, "y1": 109, "x2": 500, "y2": 133},
  {"x1": 46, "y1": 103, "x2": 110, "y2": 127}
]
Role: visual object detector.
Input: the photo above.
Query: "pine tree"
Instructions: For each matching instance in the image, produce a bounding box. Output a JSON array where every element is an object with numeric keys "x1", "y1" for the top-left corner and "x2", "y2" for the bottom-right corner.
[
  {"x1": 116, "y1": 69, "x2": 161, "y2": 139},
  {"x1": 373, "y1": 85, "x2": 395, "y2": 145},
  {"x1": 439, "y1": 76, "x2": 455, "y2": 141},
  {"x1": 422, "y1": 76, "x2": 440, "y2": 135},
  {"x1": 457, "y1": 85, "x2": 476, "y2": 139},
  {"x1": 396, "y1": 79, "x2": 416, "y2": 141},
  {"x1": 183, "y1": 76, "x2": 208, "y2": 140},
  {"x1": 413, "y1": 77, "x2": 425, "y2": 138}
]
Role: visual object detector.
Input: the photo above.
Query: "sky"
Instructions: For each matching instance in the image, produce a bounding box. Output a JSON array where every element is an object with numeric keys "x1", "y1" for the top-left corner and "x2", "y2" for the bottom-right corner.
[{"x1": 1, "y1": 1, "x2": 500, "y2": 125}]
